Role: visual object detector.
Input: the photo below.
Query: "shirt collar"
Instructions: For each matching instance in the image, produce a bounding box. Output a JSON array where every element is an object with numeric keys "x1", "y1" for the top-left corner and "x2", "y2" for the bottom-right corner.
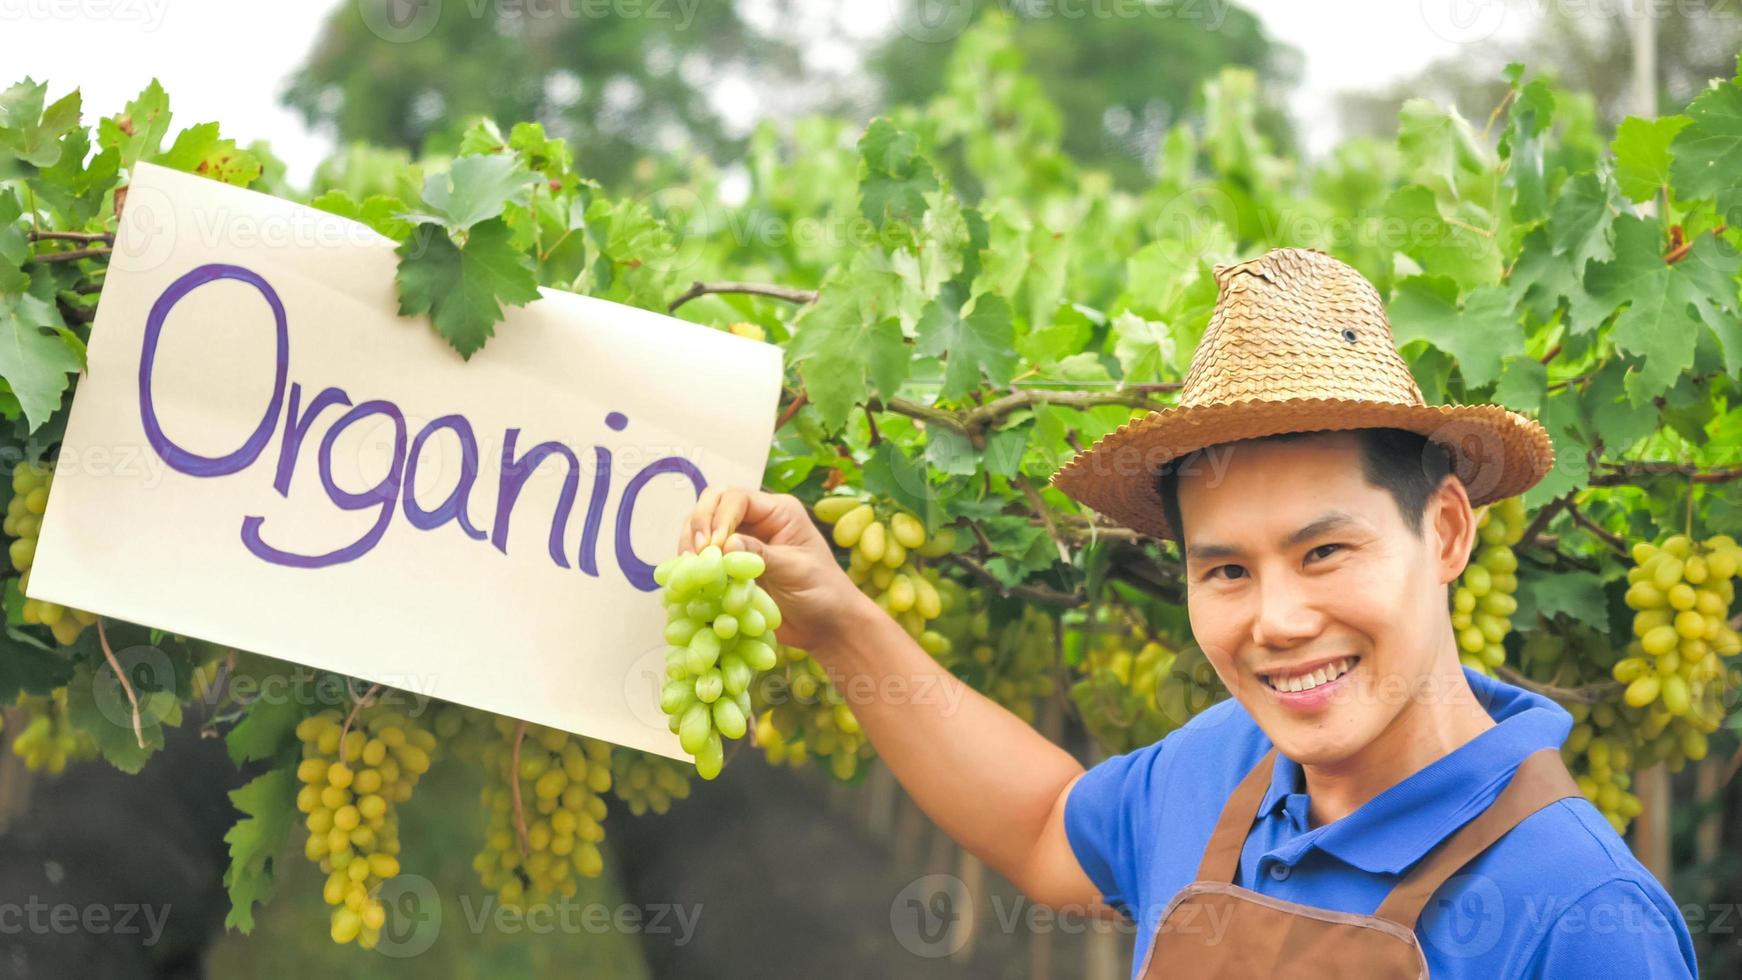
[{"x1": 1254, "y1": 666, "x2": 1573, "y2": 875}]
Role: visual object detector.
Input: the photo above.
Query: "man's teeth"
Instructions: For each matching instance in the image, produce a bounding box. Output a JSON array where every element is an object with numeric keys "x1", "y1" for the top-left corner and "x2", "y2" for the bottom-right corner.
[{"x1": 1264, "y1": 656, "x2": 1357, "y2": 693}]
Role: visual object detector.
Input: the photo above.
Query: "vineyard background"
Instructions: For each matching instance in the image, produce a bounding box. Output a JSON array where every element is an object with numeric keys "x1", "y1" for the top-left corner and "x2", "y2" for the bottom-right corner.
[{"x1": 4, "y1": 2, "x2": 1742, "y2": 977}]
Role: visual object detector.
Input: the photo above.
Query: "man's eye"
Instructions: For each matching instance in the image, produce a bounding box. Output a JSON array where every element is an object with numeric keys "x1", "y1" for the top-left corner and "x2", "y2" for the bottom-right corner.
[
  {"x1": 1309, "y1": 543, "x2": 1343, "y2": 561},
  {"x1": 1210, "y1": 564, "x2": 1246, "y2": 581}
]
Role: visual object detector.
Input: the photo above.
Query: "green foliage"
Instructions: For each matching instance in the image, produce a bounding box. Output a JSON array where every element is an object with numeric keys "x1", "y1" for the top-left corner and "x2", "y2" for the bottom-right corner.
[{"x1": 4, "y1": 20, "x2": 1742, "y2": 968}]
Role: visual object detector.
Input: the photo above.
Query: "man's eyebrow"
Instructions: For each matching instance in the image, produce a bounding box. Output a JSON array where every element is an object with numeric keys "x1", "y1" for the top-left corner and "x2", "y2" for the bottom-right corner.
[{"x1": 1184, "y1": 511, "x2": 1364, "y2": 563}]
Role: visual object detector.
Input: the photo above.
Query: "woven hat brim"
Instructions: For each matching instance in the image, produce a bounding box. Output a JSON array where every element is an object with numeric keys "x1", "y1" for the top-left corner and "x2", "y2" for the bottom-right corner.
[{"x1": 1046, "y1": 398, "x2": 1555, "y2": 540}]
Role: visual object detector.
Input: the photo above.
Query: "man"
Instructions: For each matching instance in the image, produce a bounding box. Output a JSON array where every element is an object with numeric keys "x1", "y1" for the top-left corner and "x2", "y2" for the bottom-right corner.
[{"x1": 679, "y1": 248, "x2": 1696, "y2": 976}]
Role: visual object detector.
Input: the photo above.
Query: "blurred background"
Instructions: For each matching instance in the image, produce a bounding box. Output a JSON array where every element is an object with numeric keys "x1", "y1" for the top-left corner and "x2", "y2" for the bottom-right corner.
[{"x1": 3, "y1": 0, "x2": 1741, "y2": 977}]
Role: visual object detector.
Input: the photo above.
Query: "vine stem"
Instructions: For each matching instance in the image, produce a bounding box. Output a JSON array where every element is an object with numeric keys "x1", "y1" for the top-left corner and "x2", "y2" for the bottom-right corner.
[
  {"x1": 774, "y1": 391, "x2": 808, "y2": 430},
  {"x1": 28, "y1": 230, "x2": 113, "y2": 244},
  {"x1": 1494, "y1": 665, "x2": 1620, "y2": 705},
  {"x1": 667, "y1": 281, "x2": 819, "y2": 313},
  {"x1": 510, "y1": 720, "x2": 531, "y2": 860},
  {"x1": 96, "y1": 617, "x2": 145, "y2": 749},
  {"x1": 1564, "y1": 500, "x2": 1631, "y2": 557},
  {"x1": 30, "y1": 246, "x2": 110, "y2": 264},
  {"x1": 338, "y1": 681, "x2": 383, "y2": 748}
]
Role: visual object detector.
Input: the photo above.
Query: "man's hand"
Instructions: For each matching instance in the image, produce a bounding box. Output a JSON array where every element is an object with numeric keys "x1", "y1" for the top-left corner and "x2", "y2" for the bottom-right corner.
[{"x1": 678, "y1": 487, "x2": 871, "y2": 653}]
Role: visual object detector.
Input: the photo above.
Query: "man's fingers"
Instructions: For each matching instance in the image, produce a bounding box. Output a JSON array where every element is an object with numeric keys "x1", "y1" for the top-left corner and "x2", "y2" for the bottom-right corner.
[
  {"x1": 709, "y1": 489, "x2": 749, "y2": 549},
  {"x1": 680, "y1": 486, "x2": 724, "y2": 554}
]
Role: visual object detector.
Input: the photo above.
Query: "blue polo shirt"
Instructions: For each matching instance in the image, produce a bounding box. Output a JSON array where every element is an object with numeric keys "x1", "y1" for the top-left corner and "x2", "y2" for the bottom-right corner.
[{"x1": 1065, "y1": 667, "x2": 1697, "y2": 977}]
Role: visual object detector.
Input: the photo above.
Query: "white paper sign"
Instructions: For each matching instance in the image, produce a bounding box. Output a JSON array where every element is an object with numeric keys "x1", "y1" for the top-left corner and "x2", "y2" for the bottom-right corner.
[{"x1": 26, "y1": 162, "x2": 782, "y2": 760}]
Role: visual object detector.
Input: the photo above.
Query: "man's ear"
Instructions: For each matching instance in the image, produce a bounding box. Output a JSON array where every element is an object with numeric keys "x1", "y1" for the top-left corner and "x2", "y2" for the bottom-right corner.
[{"x1": 1428, "y1": 475, "x2": 1477, "y2": 587}]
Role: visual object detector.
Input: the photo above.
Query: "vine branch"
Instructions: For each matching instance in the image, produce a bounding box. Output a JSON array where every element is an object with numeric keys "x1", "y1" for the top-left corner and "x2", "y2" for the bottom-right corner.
[
  {"x1": 668, "y1": 281, "x2": 819, "y2": 313},
  {"x1": 96, "y1": 617, "x2": 145, "y2": 749}
]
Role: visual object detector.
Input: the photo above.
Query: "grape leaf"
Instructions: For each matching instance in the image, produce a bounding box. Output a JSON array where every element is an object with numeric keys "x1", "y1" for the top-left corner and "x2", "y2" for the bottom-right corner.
[
  {"x1": 915, "y1": 287, "x2": 1017, "y2": 401},
  {"x1": 1546, "y1": 171, "x2": 1615, "y2": 272},
  {"x1": 1394, "y1": 100, "x2": 1485, "y2": 201},
  {"x1": 0, "y1": 79, "x2": 81, "y2": 171},
  {"x1": 924, "y1": 425, "x2": 979, "y2": 476},
  {"x1": 1388, "y1": 277, "x2": 1519, "y2": 389},
  {"x1": 1385, "y1": 185, "x2": 1502, "y2": 290},
  {"x1": 1669, "y1": 74, "x2": 1742, "y2": 222},
  {"x1": 63, "y1": 659, "x2": 181, "y2": 774},
  {"x1": 395, "y1": 219, "x2": 540, "y2": 360},
  {"x1": 225, "y1": 693, "x2": 306, "y2": 767},
  {"x1": 33, "y1": 127, "x2": 119, "y2": 228},
  {"x1": 155, "y1": 122, "x2": 261, "y2": 187},
  {"x1": 1577, "y1": 214, "x2": 1742, "y2": 404},
  {"x1": 858, "y1": 118, "x2": 937, "y2": 235},
  {"x1": 1516, "y1": 568, "x2": 1608, "y2": 626},
  {"x1": 0, "y1": 611, "x2": 73, "y2": 702},
  {"x1": 1111, "y1": 310, "x2": 1175, "y2": 384},
  {"x1": 788, "y1": 255, "x2": 911, "y2": 431},
  {"x1": 1523, "y1": 388, "x2": 1593, "y2": 507},
  {"x1": 0, "y1": 188, "x2": 27, "y2": 294},
  {"x1": 309, "y1": 190, "x2": 413, "y2": 240},
  {"x1": 861, "y1": 441, "x2": 942, "y2": 531},
  {"x1": 1612, "y1": 115, "x2": 1690, "y2": 204},
  {"x1": 0, "y1": 286, "x2": 84, "y2": 433},
  {"x1": 1493, "y1": 355, "x2": 1546, "y2": 414},
  {"x1": 403, "y1": 154, "x2": 535, "y2": 232},
  {"x1": 222, "y1": 767, "x2": 298, "y2": 933},
  {"x1": 1499, "y1": 75, "x2": 1554, "y2": 217},
  {"x1": 96, "y1": 79, "x2": 173, "y2": 171}
]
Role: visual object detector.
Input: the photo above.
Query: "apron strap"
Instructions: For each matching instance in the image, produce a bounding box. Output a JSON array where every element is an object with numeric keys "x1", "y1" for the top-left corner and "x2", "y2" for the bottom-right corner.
[
  {"x1": 1195, "y1": 747, "x2": 1279, "y2": 884},
  {"x1": 1374, "y1": 747, "x2": 1580, "y2": 928}
]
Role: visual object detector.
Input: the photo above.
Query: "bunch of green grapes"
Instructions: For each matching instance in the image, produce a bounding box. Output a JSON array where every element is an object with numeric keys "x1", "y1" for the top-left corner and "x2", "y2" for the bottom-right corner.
[
  {"x1": 652, "y1": 544, "x2": 780, "y2": 779},
  {"x1": 1069, "y1": 632, "x2": 1176, "y2": 755},
  {"x1": 751, "y1": 642, "x2": 873, "y2": 781},
  {"x1": 9, "y1": 688, "x2": 98, "y2": 773},
  {"x1": 812, "y1": 495, "x2": 954, "y2": 641},
  {"x1": 926, "y1": 582, "x2": 1056, "y2": 723},
  {"x1": 1619, "y1": 533, "x2": 1741, "y2": 728},
  {"x1": 473, "y1": 718, "x2": 612, "y2": 909},
  {"x1": 1451, "y1": 496, "x2": 1527, "y2": 673},
  {"x1": 293, "y1": 706, "x2": 439, "y2": 948},
  {"x1": 4, "y1": 462, "x2": 98, "y2": 647},
  {"x1": 611, "y1": 749, "x2": 693, "y2": 816}
]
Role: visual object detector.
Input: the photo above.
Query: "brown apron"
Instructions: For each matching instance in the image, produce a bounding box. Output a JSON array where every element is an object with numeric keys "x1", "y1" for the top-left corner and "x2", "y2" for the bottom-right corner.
[{"x1": 1137, "y1": 747, "x2": 1579, "y2": 979}]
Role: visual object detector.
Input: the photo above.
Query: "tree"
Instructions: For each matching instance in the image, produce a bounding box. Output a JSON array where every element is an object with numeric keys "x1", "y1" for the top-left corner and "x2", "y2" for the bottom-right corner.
[
  {"x1": 281, "y1": 0, "x2": 805, "y2": 187},
  {"x1": 871, "y1": 0, "x2": 1300, "y2": 188}
]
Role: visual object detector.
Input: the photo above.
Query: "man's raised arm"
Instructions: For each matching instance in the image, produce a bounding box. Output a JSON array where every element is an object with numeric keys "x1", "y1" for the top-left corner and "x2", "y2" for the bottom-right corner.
[{"x1": 678, "y1": 487, "x2": 1109, "y2": 911}]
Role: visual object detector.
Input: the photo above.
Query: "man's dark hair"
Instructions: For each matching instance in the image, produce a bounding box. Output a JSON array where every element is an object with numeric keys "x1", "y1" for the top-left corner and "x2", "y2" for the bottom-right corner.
[{"x1": 1153, "y1": 428, "x2": 1454, "y2": 546}]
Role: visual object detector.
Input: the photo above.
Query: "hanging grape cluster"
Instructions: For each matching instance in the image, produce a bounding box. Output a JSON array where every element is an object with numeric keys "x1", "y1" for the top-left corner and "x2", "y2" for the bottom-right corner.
[
  {"x1": 813, "y1": 495, "x2": 953, "y2": 641},
  {"x1": 4, "y1": 462, "x2": 98, "y2": 646},
  {"x1": 751, "y1": 642, "x2": 872, "y2": 781},
  {"x1": 294, "y1": 706, "x2": 439, "y2": 948},
  {"x1": 9, "y1": 689, "x2": 98, "y2": 773},
  {"x1": 1070, "y1": 631, "x2": 1177, "y2": 755},
  {"x1": 924, "y1": 580, "x2": 1056, "y2": 723},
  {"x1": 1451, "y1": 497, "x2": 1526, "y2": 673},
  {"x1": 611, "y1": 749, "x2": 693, "y2": 816},
  {"x1": 473, "y1": 718, "x2": 612, "y2": 909},
  {"x1": 653, "y1": 544, "x2": 781, "y2": 779}
]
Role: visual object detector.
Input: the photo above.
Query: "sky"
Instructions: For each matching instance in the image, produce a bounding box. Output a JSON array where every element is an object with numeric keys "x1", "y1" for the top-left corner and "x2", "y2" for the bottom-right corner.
[{"x1": 0, "y1": 0, "x2": 1547, "y2": 186}]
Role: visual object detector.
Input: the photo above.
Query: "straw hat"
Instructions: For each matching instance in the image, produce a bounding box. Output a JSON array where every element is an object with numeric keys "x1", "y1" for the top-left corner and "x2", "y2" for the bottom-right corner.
[{"x1": 1047, "y1": 247, "x2": 1554, "y2": 540}]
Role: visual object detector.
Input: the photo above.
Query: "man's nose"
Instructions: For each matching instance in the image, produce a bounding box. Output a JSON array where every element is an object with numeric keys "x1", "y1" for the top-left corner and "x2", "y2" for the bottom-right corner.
[{"x1": 1250, "y1": 571, "x2": 1325, "y2": 650}]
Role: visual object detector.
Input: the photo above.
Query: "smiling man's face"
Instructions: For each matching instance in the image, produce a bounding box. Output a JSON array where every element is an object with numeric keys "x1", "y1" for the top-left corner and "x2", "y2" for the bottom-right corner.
[{"x1": 1173, "y1": 430, "x2": 1474, "y2": 768}]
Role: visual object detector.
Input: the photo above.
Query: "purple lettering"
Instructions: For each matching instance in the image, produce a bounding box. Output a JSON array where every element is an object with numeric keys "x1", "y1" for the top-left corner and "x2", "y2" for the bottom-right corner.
[
  {"x1": 140, "y1": 264, "x2": 288, "y2": 476},
  {"x1": 403, "y1": 415, "x2": 486, "y2": 541}
]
